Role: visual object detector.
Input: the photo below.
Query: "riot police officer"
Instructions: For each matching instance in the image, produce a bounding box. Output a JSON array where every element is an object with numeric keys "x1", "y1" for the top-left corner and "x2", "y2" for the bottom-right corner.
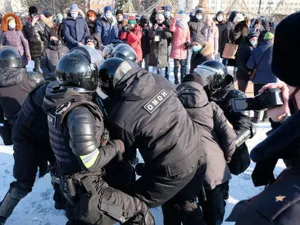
[
  {"x1": 0, "y1": 46, "x2": 42, "y2": 145},
  {"x1": 192, "y1": 60, "x2": 256, "y2": 224},
  {"x1": 42, "y1": 49, "x2": 154, "y2": 225},
  {"x1": 112, "y1": 44, "x2": 138, "y2": 62},
  {"x1": 99, "y1": 57, "x2": 206, "y2": 224},
  {"x1": 194, "y1": 60, "x2": 256, "y2": 175}
]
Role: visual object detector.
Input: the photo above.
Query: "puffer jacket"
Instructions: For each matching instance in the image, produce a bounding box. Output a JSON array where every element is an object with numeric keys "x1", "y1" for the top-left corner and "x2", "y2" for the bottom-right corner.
[
  {"x1": 169, "y1": 19, "x2": 190, "y2": 60},
  {"x1": 216, "y1": 20, "x2": 228, "y2": 55},
  {"x1": 188, "y1": 16, "x2": 207, "y2": 41},
  {"x1": 63, "y1": 14, "x2": 90, "y2": 49},
  {"x1": 148, "y1": 24, "x2": 172, "y2": 67},
  {"x1": 41, "y1": 42, "x2": 69, "y2": 77},
  {"x1": 247, "y1": 40, "x2": 277, "y2": 84},
  {"x1": 0, "y1": 68, "x2": 40, "y2": 120},
  {"x1": 236, "y1": 37, "x2": 254, "y2": 81},
  {"x1": 95, "y1": 16, "x2": 119, "y2": 46},
  {"x1": 126, "y1": 24, "x2": 143, "y2": 62},
  {"x1": 23, "y1": 15, "x2": 53, "y2": 58},
  {"x1": 0, "y1": 13, "x2": 30, "y2": 64},
  {"x1": 177, "y1": 79, "x2": 236, "y2": 189}
]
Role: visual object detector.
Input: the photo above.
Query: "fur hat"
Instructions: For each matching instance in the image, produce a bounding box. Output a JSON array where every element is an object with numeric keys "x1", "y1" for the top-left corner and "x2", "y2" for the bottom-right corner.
[
  {"x1": 272, "y1": 12, "x2": 300, "y2": 87},
  {"x1": 2, "y1": 12, "x2": 22, "y2": 32}
]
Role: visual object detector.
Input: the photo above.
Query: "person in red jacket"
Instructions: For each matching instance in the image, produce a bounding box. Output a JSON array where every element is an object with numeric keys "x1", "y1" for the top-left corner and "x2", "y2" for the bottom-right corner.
[{"x1": 121, "y1": 16, "x2": 143, "y2": 65}]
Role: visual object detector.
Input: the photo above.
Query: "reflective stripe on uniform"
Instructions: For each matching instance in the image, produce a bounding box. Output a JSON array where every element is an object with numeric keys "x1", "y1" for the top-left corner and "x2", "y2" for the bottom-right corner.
[{"x1": 79, "y1": 149, "x2": 100, "y2": 168}]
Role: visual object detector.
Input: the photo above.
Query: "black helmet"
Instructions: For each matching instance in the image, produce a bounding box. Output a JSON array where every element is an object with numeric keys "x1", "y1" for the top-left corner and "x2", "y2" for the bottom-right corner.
[
  {"x1": 99, "y1": 57, "x2": 137, "y2": 97},
  {"x1": 0, "y1": 46, "x2": 23, "y2": 68},
  {"x1": 193, "y1": 60, "x2": 228, "y2": 92},
  {"x1": 112, "y1": 44, "x2": 137, "y2": 62},
  {"x1": 56, "y1": 51, "x2": 99, "y2": 93}
]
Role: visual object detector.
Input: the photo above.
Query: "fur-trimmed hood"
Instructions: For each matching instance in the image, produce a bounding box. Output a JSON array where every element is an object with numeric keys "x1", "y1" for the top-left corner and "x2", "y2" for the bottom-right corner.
[
  {"x1": 2, "y1": 12, "x2": 22, "y2": 32},
  {"x1": 200, "y1": 42, "x2": 213, "y2": 56}
]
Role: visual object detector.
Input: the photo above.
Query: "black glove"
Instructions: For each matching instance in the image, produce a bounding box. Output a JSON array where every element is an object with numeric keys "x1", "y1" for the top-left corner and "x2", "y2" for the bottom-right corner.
[
  {"x1": 252, "y1": 158, "x2": 277, "y2": 187},
  {"x1": 135, "y1": 163, "x2": 145, "y2": 176},
  {"x1": 184, "y1": 42, "x2": 192, "y2": 49},
  {"x1": 123, "y1": 25, "x2": 131, "y2": 33}
]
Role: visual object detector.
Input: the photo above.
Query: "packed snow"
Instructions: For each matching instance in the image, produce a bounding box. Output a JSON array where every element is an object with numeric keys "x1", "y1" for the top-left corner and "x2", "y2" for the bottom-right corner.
[{"x1": 0, "y1": 123, "x2": 286, "y2": 225}]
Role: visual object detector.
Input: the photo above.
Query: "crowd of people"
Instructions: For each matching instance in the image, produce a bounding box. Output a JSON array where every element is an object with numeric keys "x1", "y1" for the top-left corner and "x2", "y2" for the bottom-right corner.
[{"x1": 0, "y1": 3, "x2": 299, "y2": 225}]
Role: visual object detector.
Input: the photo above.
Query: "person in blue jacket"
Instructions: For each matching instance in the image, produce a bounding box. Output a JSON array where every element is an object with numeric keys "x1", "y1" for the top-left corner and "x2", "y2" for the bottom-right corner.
[
  {"x1": 95, "y1": 6, "x2": 119, "y2": 46},
  {"x1": 247, "y1": 32, "x2": 277, "y2": 123},
  {"x1": 63, "y1": 3, "x2": 90, "y2": 49}
]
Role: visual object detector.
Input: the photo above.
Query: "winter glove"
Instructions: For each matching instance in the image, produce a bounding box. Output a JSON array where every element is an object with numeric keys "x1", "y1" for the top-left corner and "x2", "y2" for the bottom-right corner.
[
  {"x1": 252, "y1": 158, "x2": 277, "y2": 187},
  {"x1": 123, "y1": 201, "x2": 155, "y2": 225},
  {"x1": 184, "y1": 42, "x2": 192, "y2": 49},
  {"x1": 123, "y1": 25, "x2": 131, "y2": 33},
  {"x1": 110, "y1": 139, "x2": 125, "y2": 160},
  {"x1": 135, "y1": 163, "x2": 145, "y2": 176}
]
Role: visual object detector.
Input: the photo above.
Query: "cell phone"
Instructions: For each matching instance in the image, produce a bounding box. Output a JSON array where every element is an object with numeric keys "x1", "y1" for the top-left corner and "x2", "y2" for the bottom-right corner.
[{"x1": 231, "y1": 88, "x2": 284, "y2": 112}]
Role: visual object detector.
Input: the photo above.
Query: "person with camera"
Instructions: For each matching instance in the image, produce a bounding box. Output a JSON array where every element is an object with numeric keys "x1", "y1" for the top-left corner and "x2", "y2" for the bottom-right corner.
[
  {"x1": 233, "y1": 12, "x2": 300, "y2": 225},
  {"x1": 148, "y1": 13, "x2": 172, "y2": 76},
  {"x1": 42, "y1": 48, "x2": 154, "y2": 225}
]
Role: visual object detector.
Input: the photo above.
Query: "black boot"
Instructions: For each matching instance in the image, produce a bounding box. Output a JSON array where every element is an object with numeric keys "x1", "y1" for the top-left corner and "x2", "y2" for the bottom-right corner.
[
  {"x1": 252, "y1": 111, "x2": 261, "y2": 123},
  {"x1": 174, "y1": 67, "x2": 179, "y2": 85},
  {"x1": 180, "y1": 66, "x2": 186, "y2": 83},
  {"x1": 165, "y1": 67, "x2": 169, "y2": 80},
  {"x1": 262, "y1": 111, "x2": 269, "y2": 123}
]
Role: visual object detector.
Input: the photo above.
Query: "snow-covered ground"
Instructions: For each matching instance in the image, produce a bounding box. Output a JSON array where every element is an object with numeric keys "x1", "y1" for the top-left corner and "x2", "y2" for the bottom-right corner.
[{"x1": 0, "y1": 123, "x2": 286, "y2": 225}]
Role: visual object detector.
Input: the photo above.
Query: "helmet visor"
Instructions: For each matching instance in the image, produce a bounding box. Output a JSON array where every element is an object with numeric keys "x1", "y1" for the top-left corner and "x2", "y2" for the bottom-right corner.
[{"x1": 193, "y1": 66, "x2": 216, "y2": 87}]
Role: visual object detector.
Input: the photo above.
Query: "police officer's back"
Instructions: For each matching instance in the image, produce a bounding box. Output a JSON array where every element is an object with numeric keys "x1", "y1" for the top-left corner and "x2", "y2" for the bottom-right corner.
[
  {"x1": 0, "y1": 46, "x2": 41, "y2": 145},
  {"x1": 99, "y1": 58, "x2": 206, "y2": 225}
]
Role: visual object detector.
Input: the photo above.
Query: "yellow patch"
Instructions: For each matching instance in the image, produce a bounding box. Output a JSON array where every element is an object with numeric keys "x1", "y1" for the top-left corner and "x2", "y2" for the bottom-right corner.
[
  {"x1": 226, "y1": 120, "x2": 233, "y2": 128},
  {"x1": 275, "y1": 195, "x2": 286, "y2": 202}
]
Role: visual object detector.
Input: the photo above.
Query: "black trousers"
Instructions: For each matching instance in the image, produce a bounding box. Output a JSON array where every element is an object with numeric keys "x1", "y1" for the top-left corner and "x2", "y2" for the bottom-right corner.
[
  {"x1": 237, "y1": 79, "x2": 249, "y2": 93},
  {"x1": 162, "y1": 165, "x2": 206, "y2": 225},
  {"x1": 33, "y1": 57, "x2": 41, "y2": 72},
  {"x1": 202, "y1": 183, "x2": 227, "y2": 225}
]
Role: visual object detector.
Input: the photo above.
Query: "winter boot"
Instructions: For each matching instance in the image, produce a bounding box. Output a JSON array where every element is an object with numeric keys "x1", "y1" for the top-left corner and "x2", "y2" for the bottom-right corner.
[
  {"x1": 165, "y1": 67, "x2": 169, "y2": 80},
  {"x1": 252, "y1": 111, "x2": 261, "y2": 123},
  {"x1": 180, "y1": 66, "x2": 186, "y2": 83},
  {"x1": 0, "y1": 183, "x2": 28, "y2": 222},
  {"x1": 262, "y1": 111, "x2": 269, "y2": 123},
  {"x1": 174, "y1": 67, "x2": 179, "y2": 85}
]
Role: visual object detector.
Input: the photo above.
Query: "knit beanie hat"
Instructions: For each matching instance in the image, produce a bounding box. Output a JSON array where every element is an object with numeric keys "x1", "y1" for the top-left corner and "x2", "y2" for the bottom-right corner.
[
  {"x1": 272, "y1": 12, "x2": 300, "y2": 87},
  {"x1": 56, "y1": 13, "x2": 63, "y2": 22},
  {"x1": 128, "y1": 16, "x2": 137, "y2": 25},
  {"x1": 264, "y1": 32, "x2": 274, "y2": 40},
  {"x1": 164, "y1": 5, "x2": 172, "y2": 12},
  {"x1": 70, "y1": 4, "x2": 79, "y2": 11},
  {"x1": 104, "y1": 6, "x2": 112, "y2": 13},
  {"x1": 29, "y1": 6, "x2": 38, "y2": 15},
  {"x1": 43, "y1": 9, "x2": 53, "y2": 18},
  {"x1": 233, "y1": 13, "x2": 244, "y2": 24},
  {"x1": 116, "y1": 9, "x2": 123, "y2": 15},
  {"x1": 192, "y1": 36, "x2": 205, "y2": 46},
  {"x1": 178, "y1": 10, "x2": 185, "y2": 15}
]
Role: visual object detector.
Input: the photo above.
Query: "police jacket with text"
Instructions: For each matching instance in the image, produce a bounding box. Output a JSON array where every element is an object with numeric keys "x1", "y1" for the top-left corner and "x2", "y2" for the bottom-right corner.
[
  {"x1": 107, "y1": 68, "x2": 204, "y2": 176},
  {"x1": 42, "y1": 82, "x2": 119, "y2": 175}
]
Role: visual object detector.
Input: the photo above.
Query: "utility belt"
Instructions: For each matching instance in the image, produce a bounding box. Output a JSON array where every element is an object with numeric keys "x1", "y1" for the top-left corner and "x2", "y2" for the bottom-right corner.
[{"x1": 56, "y1": 170, "x2": 105, "y2": 206}]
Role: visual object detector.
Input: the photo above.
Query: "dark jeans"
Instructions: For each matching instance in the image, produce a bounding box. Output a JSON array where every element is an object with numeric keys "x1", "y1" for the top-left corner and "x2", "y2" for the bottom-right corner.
[
  {"x1": 237, "y1": 80, "x2": 249, "y2": 93},
  {"x1": 202, "y1": 183, "x2": 227, "y2": 225},
  {"x1": 174, "y1": 59, "x2": 187, "y2": 84}
]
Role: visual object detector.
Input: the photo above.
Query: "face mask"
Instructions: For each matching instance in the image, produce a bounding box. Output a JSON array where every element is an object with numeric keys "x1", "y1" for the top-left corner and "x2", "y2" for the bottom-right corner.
[
  {"x1": 196, "y1": 14, "x2": 202, "y2": 20},
  {"x1": 217, "y1": 15, "x2": 223, "y2": 22},
  {"x1": 71, "y1": 13, "x2": 78, "y2": 19},
  {"x1": 193, "y1": 45, "x2": 202, "y2": 52},
  {"x1": 289, "y1": 88, "x2": 300, "y2": 115},
  {"x1": 8, "y1": 22, "x2": 16, "y2": 29},
  {"x1": 250, "y1": 40, "x2": 257, "y2": 46},
  {"x1": 164, "y1": 11, "x2": 170, "y2": 18},
  {"x1": 106, "y1": 13, "x2": 112, "y2": 19}
]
